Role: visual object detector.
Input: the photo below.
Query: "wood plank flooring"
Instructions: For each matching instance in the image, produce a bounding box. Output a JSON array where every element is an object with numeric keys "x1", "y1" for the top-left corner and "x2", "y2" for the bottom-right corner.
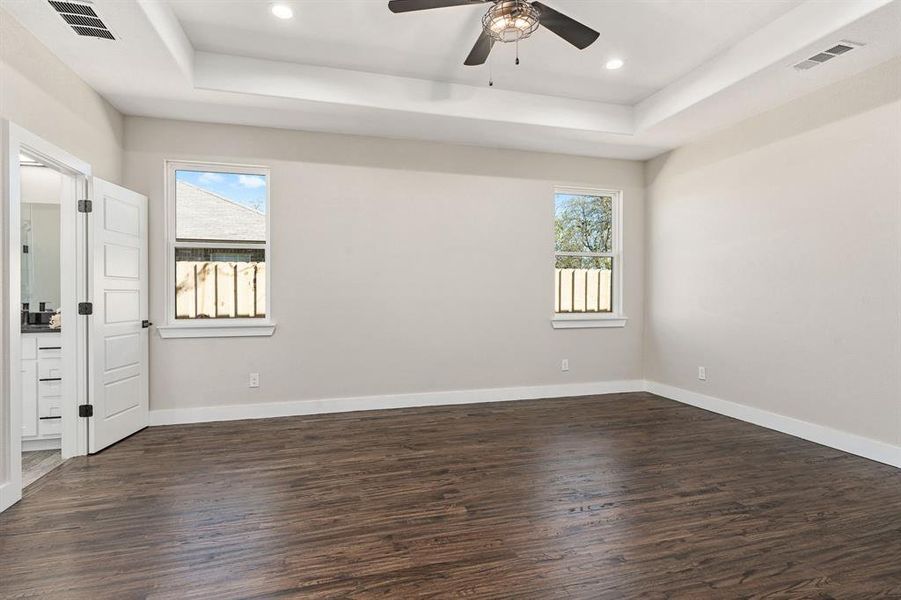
[
  {"x1": 21, "y1": 449, "x2": 62, "y2": 488},
  {"x1": 1, "y1": 392, "x2": 900, "y2": 599}
]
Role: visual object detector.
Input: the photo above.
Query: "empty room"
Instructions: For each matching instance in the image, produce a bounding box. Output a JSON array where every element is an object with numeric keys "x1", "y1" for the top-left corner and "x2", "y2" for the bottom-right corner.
[{"x1": 1, "y1": 0, "x2": 900, "y2": 597}]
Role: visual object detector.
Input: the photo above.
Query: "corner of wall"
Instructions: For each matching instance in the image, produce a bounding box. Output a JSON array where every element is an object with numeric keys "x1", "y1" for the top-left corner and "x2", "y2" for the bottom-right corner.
[
  {"x1": 0, "y1": 7, "x2": 125, "y2": 183},
  {"x1": 638, "y1": 57, "x2": 901, "y2": 448}
]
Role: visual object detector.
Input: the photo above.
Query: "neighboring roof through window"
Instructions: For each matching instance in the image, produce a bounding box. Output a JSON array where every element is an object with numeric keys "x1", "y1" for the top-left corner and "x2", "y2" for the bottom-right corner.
[{"x1": 175, "y1": 180, "x2": 265, "y2": 242}]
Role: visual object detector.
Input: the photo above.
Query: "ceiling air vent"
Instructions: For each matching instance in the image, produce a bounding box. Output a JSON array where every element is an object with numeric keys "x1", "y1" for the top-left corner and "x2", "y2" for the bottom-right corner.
[
  {"x1": 48, "y1": 0, "x2": 115, "y2": 40},
  {"x1": 793, "y1": 40, "x2": 863, "y2": 71}
]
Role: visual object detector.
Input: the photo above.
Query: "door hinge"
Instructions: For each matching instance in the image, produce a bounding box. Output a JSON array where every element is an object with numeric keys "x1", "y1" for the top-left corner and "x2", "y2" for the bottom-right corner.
[
  {"x1": 77, "y1": 199, "x2": 92, "y2": 213},
  {"x1": 78, "y1": 404, "x2": 94, "y2": 418},
  {"x1": 78, "y1": 302, "x2": 93, "y2": 315}
]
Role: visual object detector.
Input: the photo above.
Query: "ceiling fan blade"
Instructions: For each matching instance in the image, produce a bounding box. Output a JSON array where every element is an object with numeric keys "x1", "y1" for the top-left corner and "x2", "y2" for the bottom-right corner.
[
  {"x1": 464, "y1": 31, "x2": 494, "y2": 66},
  {"x1": 531, "y1": 1, "x2": 599, "y2": 50},
  {"x1": 388, "y1": 0, "x2": 486, "y2": 13}
]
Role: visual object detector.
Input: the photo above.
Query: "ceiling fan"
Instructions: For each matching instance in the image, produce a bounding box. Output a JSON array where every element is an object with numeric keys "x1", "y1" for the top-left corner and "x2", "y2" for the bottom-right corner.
[{"x1": 388, "y1": 0, "x2": 600, "y2": 66}]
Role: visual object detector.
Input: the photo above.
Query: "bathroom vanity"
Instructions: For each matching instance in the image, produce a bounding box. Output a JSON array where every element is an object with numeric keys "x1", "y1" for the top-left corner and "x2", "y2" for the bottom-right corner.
[{"x1": 21, "y1": 331, "x2": 63, "y2": 450}]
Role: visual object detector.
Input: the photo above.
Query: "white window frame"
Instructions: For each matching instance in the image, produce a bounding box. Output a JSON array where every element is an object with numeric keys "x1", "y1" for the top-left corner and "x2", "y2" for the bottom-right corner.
[
  {"x1": 157, "y1": 160, "x2": 276, "y2": 339},
  {"x1": 552, "y1": 186, "x2": 627, "y2": 329}
]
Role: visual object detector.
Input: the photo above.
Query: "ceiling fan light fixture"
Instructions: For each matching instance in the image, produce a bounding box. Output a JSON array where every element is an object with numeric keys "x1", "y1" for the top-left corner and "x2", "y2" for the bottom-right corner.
[
  {"x1": 482, "y1": 0, "x2": 540, "y2": 43},
  {"x1": 270, "y1": 4, "x2": 293, "y2": 19}
]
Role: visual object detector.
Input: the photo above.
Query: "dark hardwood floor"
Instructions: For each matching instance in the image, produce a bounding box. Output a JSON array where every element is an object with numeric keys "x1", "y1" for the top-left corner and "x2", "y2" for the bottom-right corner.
[
  {"x1": 21, "y1": 449, "x2": 62, "y2": 488},
  {"x1": 1, "y1": 392, "x2": 900, "y2": 599}
]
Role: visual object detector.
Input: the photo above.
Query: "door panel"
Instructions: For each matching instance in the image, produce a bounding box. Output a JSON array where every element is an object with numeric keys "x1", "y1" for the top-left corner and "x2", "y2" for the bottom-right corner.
[
  {"x1": 105, "y1": 334, "x2": 141, "y2": 371},
  {"x1": 103, "y1": 375, "x2": 142, "y2": 418},
  {"x1": 104, "y1": 289, "x2": 140, "y2": 323},
  {"x1": 104, "y1": 243, "x2": 140, "y2": 278},
  {"x1": 89, "y1": 179, "x2": 149, "y2": 453}
]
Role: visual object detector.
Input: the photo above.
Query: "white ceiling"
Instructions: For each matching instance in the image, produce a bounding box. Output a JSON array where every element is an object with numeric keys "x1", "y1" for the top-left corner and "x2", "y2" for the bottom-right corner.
[
  {"x1": 168, "y1": 0, "x2": 803, "y2": 104},
  {"x1": 3, "y1": 0, "x2": 900, "y2": 159}
]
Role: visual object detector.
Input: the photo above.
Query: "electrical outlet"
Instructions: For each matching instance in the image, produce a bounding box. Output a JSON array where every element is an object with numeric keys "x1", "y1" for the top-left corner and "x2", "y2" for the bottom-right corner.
[
  {"x1": 561, "y1": 359, "x2": 569, "y2": 372},
  {"x1": 249, "y1": 372, "x2": 260, "y2": 388},
  {"x1": 698, "y1": 366, "x2": 707, "y2": 381}
]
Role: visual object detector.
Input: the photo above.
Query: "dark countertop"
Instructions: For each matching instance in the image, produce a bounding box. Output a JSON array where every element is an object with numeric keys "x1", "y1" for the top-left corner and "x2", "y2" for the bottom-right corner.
[{"x1": 22, "y1": 325, "x2": 61, "y2": 334}]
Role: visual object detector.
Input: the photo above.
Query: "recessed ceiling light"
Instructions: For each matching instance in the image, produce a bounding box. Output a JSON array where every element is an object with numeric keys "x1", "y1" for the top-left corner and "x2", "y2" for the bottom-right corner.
[
  {"x1": 606, "y1": 58, "x2": 624, "y2": 70},
  {"x1": 271, "y1": 4, "x2": 293, "y2": 19}
]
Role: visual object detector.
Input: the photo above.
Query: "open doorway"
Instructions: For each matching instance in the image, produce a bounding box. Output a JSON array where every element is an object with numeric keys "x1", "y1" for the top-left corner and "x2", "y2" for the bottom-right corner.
[
  {"x1": 15, "y1": 148, "x2": 83, "y2": 490},
  {"x1": 1, "y1": 122, "x2": 150, "y2": 513},
  {"x1": 1, "y1": 123, "x2": 89, "y2": 512},
  {"x1": 19, "y1": 151, "x2": 69, "y2": 486}
]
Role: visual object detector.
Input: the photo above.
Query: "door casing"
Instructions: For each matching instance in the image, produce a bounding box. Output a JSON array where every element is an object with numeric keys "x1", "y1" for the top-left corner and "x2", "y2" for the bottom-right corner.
[{"x1": 1, "y1": 121, "x2": 91, "y2": 512}]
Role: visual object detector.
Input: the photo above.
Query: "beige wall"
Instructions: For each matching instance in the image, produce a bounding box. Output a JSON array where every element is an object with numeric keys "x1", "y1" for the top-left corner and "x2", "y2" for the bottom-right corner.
[
  {"x1": 4, "y1": 1, "x2": 896, "y2": 454},
  {"x1": 123, "y1": 117, "x2": 645, "y2": 411},
  {"x1": 644, "y1": 58, "x2": 901, "y2": 445},
  {"x1": 0, "y1": 8, "x2": 124, "y2": 493},
  {"x1": 0, "y1": 8, "x2": 124, "y2": 182}
]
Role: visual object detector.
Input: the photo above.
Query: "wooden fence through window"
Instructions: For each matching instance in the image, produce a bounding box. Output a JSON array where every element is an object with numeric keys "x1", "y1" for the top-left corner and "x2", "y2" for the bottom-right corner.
[
  {"x1": 175, "y1": 261, "x2": 266, "y2": 319},
  {"x1": 555, "y1": 268, "x2": 612, "y2": 313}
]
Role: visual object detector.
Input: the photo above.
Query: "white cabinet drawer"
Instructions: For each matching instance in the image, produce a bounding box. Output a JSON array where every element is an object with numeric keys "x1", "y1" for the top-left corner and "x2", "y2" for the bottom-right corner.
[
  {"x1": 22, "y1": 336, "x2": 37, "y2": 360},
  {"x1": 38, "y1": 358, "x2": 62, "y2": 381},
  {"x1": 39, "y1": 395, "x2": 62, "y2": 418},
  {"x1": 39, "y1": 416, "x2": 62, "y2": 437},
  {"x1": 21, "y1": 360, "x2": 38, "y2": 437},
  {"x1": 37, "y1": 341, "x2": 62, "y2": 359},
  {"x1": 38, "y1": 379, "x2": 62, "y2": 399}
]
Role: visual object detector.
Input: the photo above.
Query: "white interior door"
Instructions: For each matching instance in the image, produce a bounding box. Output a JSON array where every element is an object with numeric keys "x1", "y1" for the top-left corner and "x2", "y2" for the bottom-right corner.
[{"x1": 89, "y1": 178, "x2": 149, "y2": 453}]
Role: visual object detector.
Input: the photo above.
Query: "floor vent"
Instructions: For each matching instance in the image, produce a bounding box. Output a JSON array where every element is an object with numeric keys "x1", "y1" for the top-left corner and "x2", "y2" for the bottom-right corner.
[
  {"x1": 793, "y1": 40, "x2": 863, "y2": 71},
  {"x1": 48, "y1": 0, "x2": 115, "y2": 40}
]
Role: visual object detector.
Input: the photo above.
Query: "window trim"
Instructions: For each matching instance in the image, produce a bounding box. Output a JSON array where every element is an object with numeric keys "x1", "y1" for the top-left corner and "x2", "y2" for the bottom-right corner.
[
  {"x1": 552, "y1": 186, "x2": 626, "y2": 329},
  {"x1": 158, "y1": 160, "x2": 276, "y2": 339}
]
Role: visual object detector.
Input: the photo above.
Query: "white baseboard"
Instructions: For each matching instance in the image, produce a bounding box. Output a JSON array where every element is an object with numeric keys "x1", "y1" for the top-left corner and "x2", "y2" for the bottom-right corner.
[
  {"x1": 148, "y1": 379, "x2": 900, "y2": 470},
  {"x1": 0, "y1": 481, "x2": 20, "y2": 513},
  {"x1": 22, "y1": 437, "x2": 61, "y2": 452},
  {"x1": 149, "y1": 379, "x2": 646, "y2": 426},
  {"x1": 645, "y1": 381, "x2": 901, "y2": 469}
]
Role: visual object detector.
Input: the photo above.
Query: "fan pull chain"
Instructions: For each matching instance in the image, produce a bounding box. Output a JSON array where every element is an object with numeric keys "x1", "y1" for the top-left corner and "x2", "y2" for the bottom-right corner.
[
  {"x1": 515, "y1": 39, "x2": 520, "y2": 65},
  {"x1": 488, "y1": 52, "x2": 494, "y2": 87}
]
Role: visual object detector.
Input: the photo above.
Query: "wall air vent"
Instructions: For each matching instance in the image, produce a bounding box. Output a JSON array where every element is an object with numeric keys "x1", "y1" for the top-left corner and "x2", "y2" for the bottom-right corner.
[
  {"x1": 48, "y1": 0, "x2": 116, "y2": 40},
  {"x1": 793, "y1": 40, "x2": 863, "y2": 71},
  {"x1": 826, "y1": 44, "x2": 855, "y2": 55},
  {"x1": 71, "y1": 25, "x2": 114, "y2": 39},
  {"x1": 794, "y1": 60, "x2": 819, "y2": 71}
]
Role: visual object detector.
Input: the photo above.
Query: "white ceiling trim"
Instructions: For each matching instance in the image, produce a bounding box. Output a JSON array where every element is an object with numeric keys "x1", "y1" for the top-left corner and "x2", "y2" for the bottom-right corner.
[
  {"x1": 636, "y1": 0, "x2": 895, "y2": 130},
  {"x1": 194, "y1": 52, "x2": 634, "y2": 135},
  {"x1": 135, "y1": 0, "x2": 194, "y2": 83},
  {"x1": 3, "y1": 0, "x2": 899, "y2": 159},
  {"x1": 188, "y1": 0, "x2": 897, "y2": 141}
]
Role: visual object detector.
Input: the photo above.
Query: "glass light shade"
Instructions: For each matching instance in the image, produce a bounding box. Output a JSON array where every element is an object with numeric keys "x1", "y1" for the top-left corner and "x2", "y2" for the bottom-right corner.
[{"x1": 482, "y1": 0, "x2": 540, "y2": 43}]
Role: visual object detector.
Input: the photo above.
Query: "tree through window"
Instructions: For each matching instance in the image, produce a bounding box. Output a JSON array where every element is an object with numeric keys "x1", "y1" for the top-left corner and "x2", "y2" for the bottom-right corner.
[{"x1": 554, "y1": 191, "x2": 617, "y2": 313}]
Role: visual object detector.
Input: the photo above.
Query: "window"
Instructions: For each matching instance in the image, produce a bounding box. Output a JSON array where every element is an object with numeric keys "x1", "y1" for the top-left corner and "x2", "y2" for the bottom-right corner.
[
  {"x1": 159, "y1": 162, "x2": 274, "y2": 338},
  {"x1": 553, "y1": 188, "x2": 625, "y2": 328}
]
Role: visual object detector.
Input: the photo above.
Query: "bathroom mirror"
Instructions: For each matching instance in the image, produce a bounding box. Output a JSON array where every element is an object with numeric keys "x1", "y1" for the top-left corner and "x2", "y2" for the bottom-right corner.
[{"x1": 20, "y1": 163, "x2": 62, "y2": 310}]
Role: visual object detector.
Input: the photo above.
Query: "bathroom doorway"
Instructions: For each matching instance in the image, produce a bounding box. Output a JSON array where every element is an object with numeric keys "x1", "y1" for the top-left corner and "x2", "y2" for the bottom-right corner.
[
  {"x1": 1, "y1": 123, "x2": 87, "y2": 511},
  {"x1": 2, "y1": 122, "x2": 150, "y2": 513},
  {"x1": 17, "y1": 148, "x2": 81, "y2": 489},
  {"x1": 19, "y1": 151, "x2": 67, "y2": 486}
]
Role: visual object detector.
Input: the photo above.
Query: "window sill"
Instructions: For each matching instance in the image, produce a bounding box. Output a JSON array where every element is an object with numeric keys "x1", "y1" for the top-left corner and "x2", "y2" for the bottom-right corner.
[
  {"x1": 551, "y1": 314, "x2": 627, "y2": 329},
  {"x1": 157, "y1": 322, "x2": 277, "y2": 339}
]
